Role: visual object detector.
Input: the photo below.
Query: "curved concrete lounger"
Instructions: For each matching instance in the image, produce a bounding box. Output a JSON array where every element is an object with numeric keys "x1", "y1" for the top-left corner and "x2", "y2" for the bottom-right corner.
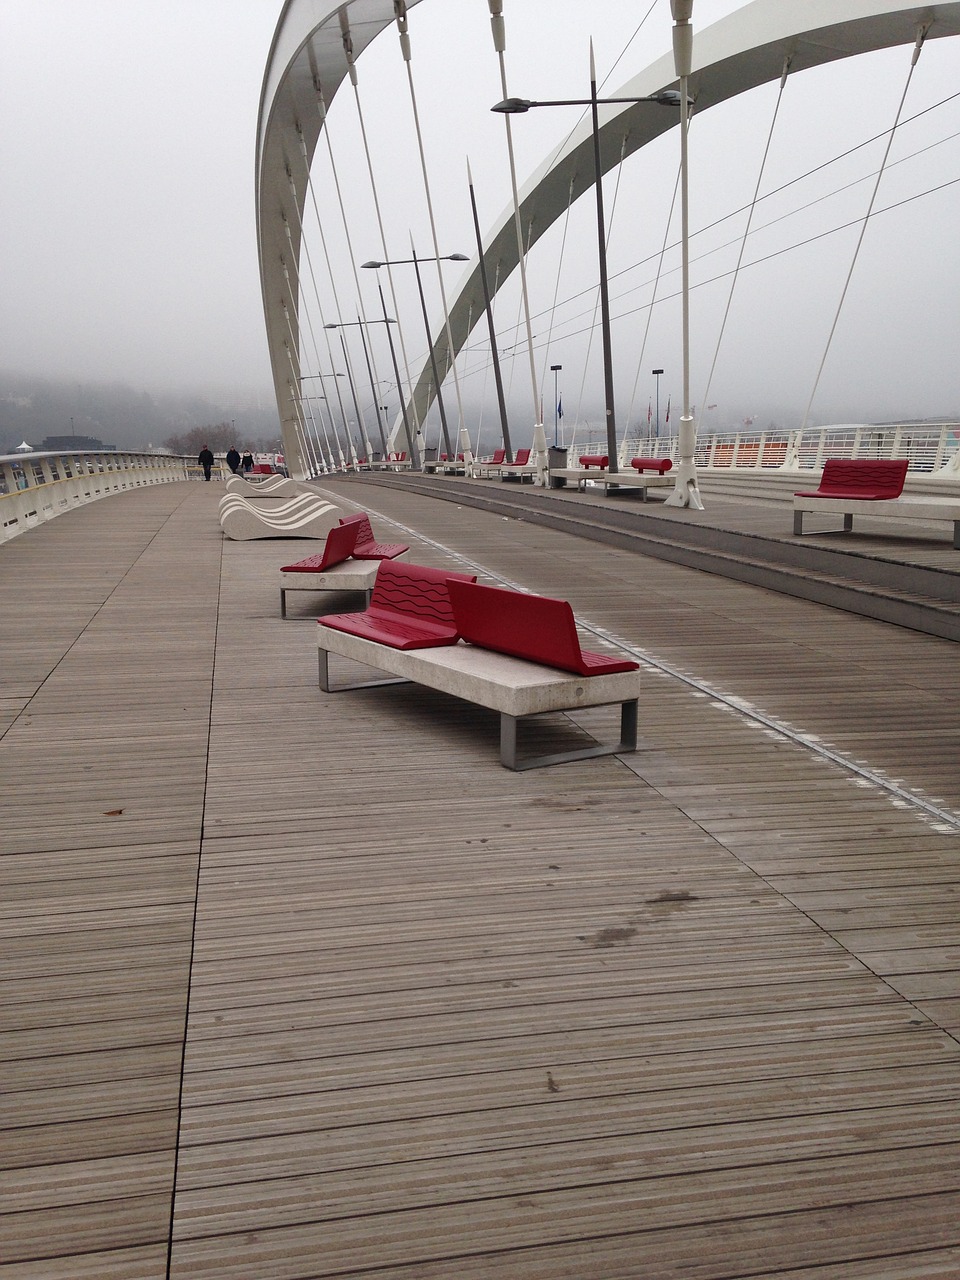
[
  {"x1": 219, "y1": 492, "x2": 341, "y2": 541},
  {"x1": 225, "y1": 474, "x2": 303, "y2": 498}
]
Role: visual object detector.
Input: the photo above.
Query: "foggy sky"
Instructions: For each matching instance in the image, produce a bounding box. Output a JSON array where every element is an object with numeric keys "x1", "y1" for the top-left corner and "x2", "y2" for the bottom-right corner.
[{"x1": 2, "y1": 0, "x2": 958, "y2": 435}]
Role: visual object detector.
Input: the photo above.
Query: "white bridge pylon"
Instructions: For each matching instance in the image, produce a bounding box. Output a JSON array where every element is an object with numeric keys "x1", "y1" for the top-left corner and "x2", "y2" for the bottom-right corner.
[{"x1": 257, "y1": 0, "x2": 960, "y2": 479}]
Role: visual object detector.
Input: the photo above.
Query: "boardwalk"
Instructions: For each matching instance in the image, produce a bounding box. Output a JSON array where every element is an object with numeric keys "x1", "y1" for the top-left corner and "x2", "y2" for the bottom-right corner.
[{"x1": 2, "y1": 477, "x2": 959, "y2": 1279}]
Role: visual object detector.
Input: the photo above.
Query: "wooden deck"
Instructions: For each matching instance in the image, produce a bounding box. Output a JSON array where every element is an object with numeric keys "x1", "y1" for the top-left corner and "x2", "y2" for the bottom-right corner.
[{"x1": 2, "y1": 478, "x2": 959, "y2": 1279}]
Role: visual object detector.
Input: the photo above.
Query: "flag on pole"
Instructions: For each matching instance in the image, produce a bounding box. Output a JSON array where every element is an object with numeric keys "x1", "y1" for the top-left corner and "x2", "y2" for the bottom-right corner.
[
  {"x1": 665, "y1": 396, "x2": 671, "y2": 424},
  {"x1": 647, "y1": 401, "x2": 652, "y2": 425},
  {"x1": 557, "y1": 396, "x2": 563, "y2": 421}
]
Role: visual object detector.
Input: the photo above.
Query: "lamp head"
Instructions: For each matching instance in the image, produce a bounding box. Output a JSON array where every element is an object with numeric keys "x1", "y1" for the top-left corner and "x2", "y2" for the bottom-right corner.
[
  {"x1": 447, "y1": 253, "x2": 470, "y2": 261},
  {"x1": 491, "y1": 97, "x2": 531, "y2": 113},
  {"x1": 361, "y1": 260, "x2": 383, "y2": 269}
]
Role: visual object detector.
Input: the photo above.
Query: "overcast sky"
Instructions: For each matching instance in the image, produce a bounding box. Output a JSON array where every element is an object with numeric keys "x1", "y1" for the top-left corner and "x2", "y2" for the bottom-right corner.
[{"x1": 2, "y1": 0, "x2": 958, "y2": 436}]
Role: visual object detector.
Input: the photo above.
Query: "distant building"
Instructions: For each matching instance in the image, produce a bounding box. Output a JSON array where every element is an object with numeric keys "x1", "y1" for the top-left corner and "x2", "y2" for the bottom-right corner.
[{"x1": 42, "y1": 434, "x2": 117, "y2": 451}]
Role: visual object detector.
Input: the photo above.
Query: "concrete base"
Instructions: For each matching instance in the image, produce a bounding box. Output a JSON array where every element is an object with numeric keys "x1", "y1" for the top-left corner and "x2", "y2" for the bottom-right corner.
[{"x1": 317, "y1": 627, "x2": 641, "y2": 770}]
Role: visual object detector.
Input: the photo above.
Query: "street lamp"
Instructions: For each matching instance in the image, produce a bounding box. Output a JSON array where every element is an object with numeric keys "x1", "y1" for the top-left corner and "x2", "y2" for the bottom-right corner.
[
  {"x1": 550, "y1": 364, "x2": 562, "y2": 448},
  {"x1": 362, "y1": 252, "x2": 468, "y2": 461},
  {"x1": 325, "y1": 312, "x2": 418, "y2": 468},
  {"x1": 652, "y1": 369, "x2": 664, "y2": 440},
  {"x1": 493, "y1": 69, "x2": 681, "y2": 474}
]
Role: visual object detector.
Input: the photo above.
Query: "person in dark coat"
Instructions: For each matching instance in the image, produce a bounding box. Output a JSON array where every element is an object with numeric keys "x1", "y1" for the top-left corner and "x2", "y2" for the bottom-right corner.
[
  {"x1": 198, "y1": 445, "x2": 214, "y2": 481},
  {"x1": 241, "y1": 451, "x2": 254, "y2": 474},
  {"x1": 226, "y1": 446, "x2": 241, "y2": 474}
]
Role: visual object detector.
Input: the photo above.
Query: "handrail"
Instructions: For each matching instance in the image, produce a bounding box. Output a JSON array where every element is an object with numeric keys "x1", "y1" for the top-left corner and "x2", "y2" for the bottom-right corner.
[
  {"x1": 1, "y1": 449, "x2": 190, "y2": 543},
  {"x1": 545, "y1": 421, "x2": 960, "y2": 476}
]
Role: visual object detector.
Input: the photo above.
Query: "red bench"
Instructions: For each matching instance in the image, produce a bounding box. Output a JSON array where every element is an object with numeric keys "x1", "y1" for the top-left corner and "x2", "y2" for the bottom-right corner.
[
  {"x1": 318, "y1": 560, "x2": 476, "y2": 650},
  {"x1": 579, "y1": 454, "x2": 608, "y2": 469},
  {"x1": 795, "y1": 458, "x2": 908, "y2": 502},
  {"x1": 502, "y1": 447, "x2": 531, "y2": 467},
  {"x1": 631, "y1": 456, "x2": 673, "y2": 474},
  {"x1": 316, "y1": 572, "x2": 641, "y2": 769},
  {"x1": 281, "y1": 521, "x2": 359, "y2": 577},
  {"x1": 792, "y1": 458, "x2": 960, "y2": 546},
  {"x1": 488, "y1": 448, "x2": 506, "y2": 465},
  {"x1": 339, "y1": 512, "x2": 408, "y2": 560},
  {"x1": 446, "y1": 580, "x2": 639, "y2": 676}
]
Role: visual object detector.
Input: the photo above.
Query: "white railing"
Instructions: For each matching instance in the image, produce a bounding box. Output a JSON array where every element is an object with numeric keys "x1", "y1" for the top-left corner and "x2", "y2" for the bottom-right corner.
[
  {"x1": 550, "y1": 421, "x2": 960, "y2": 475},
  {"x1": 0, "y1": 449, "x2": 189, "y2": 544}
]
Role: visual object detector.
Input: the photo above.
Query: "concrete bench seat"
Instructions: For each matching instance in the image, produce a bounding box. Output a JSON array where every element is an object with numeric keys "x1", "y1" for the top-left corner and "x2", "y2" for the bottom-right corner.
[
  {"x1": 601, "y1": 468, "x2": 675, "y2": 498},
  {"x1": 280, "y1": 519, "x2": 408, "y2": 618},
  {"x1": 317, "y1": 573, "x2": 640, "y2": 769},
  {"x1": 793, "y1": 459, "x2": 960, "y2": 548}
]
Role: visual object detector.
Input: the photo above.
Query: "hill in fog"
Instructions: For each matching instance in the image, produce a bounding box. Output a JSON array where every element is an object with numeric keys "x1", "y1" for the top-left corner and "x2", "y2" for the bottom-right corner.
[{"x1": 0, "y1": 371, "x2": 279, "y2": 454}]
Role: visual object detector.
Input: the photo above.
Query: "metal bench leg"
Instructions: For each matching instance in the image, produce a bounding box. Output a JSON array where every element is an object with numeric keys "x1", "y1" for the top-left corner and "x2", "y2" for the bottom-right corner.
[
  {"x1": 280, "y1": 588, "x2": 287, "y2": 619},
  {"x1": 500, "y1": 714, "x2": 519, "y2": 769},
  {"x1": 843, "y1": 513, "x2": 854, "y2": 531},
  {"x1": 619, "y1": 698, "x2": 639, "y2": 752},
  {"x1": 499, "y1": 700, "x2": 640, "y2": 771},
  {"x1": 318, "y1": 647, "x2": 410, "y2": 694},
  {"x1": 954, "y1": 520, "x2": 959, "y2": 551},
  {"x1": 793, "y1": 511, "x2": 804, "y2": 536}
]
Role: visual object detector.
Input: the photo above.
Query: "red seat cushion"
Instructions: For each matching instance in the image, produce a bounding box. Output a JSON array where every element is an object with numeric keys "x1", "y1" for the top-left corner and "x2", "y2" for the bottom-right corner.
[
  {"x1": 319, "y1": 562, "x2": 476, "y2": 649},
  {"x1": 630, "y1": 457, "x2": 672, "y2": 474}
]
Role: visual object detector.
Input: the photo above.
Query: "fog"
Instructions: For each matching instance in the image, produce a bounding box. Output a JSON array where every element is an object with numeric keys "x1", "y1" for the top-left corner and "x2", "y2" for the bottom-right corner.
[{"x1": 2, "y1": 0, "x2": 958, "y2": 447}]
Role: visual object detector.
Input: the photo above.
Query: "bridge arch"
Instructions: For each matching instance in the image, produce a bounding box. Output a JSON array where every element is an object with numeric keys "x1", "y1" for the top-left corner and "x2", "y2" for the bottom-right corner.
[{"x1": 257, "y1": 1, "x2": 960, "y2": 475}]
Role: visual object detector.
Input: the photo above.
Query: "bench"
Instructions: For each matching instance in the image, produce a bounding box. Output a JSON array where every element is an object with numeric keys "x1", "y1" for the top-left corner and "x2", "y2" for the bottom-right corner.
[
  {"x1": 339, "y1": 512, "x2": 409, "y2": 560},
  {"x1": 579, "y1": 454, "x2": 608, "y2": 470},
  {"x1": 317, "y1": 574, "x2": 640, "y2": 770},
  {"x1": 499, "y1": 447, "x2": 538, "y2": 483},
  {"x1": 218, "y1": 491, "x2": 340, "y2": 541},
  {"x1": 630, "y1": 456, "x2": 673, "y2": 474},
  {"x1": 793, "y1": 459, "x2": 960, "y2": 548},
  {"x1": 472, "y1": 447, "x2": 506, "y2": 477},
  {"x1": 279, "y1": 521, "x2": 385, "y2": 618}
]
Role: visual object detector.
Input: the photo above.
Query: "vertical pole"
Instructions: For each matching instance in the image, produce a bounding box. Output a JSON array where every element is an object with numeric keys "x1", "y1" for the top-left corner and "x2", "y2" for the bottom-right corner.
[
  {"x1": 665, "y1": 1, "x2": 703, "y2": 509},
  {"x1": 590, "y1": 42, "x2": 618, "y2": 474},
  {"x1": 468, "y1": 161, "x2": 513, "y2": 462},
  {"x1": 412, "y1": 248, "x2": 453, "y2": 459},
  {"x1": 378, "y1": 282, "x2": 420, "y2": 467}
]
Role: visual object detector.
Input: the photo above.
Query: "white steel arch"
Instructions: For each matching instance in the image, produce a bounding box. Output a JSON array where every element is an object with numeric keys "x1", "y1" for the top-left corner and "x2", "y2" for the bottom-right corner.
[{"x1": 257, "y1": 0, "x2": 960, "y2": 476}]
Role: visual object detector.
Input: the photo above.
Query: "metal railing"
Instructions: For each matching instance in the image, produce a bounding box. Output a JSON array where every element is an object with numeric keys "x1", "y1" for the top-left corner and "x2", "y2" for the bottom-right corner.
[
  {"x1": 1, "y1": 449, "x2": 189, "y2": 543},
  {"x1": 556, "y1": 421, "x2": 960, "y2": 475}
]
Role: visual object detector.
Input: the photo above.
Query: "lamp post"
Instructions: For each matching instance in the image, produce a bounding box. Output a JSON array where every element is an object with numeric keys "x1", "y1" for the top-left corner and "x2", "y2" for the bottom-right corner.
[
  {"x1": 550, "y1": 364, "x2": 562, "y2": 448},
  {"x1": 493, "y1": 80, "x2": 681, "y2": 475},
  {"x1": 301, "y1": 371, "x2": 348, "y2": 470},
  {"x1": 362, "y1": 252, "x2": 468, "y2": 462},
  {"x1": 664, "y1": 0, "x2": 704, "y2": 509},
  {"x1": 326, "y1": 310, "x2": 419, "y2": 468},
  {"x1": 652, "y1": 369, "x2": 664, "y2": 441}
]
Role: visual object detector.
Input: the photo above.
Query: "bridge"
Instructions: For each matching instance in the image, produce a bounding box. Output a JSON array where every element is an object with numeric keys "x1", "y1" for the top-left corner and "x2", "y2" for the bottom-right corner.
[{"x1": 2, "y1": 468, "x2": 959, "y2": 1276}]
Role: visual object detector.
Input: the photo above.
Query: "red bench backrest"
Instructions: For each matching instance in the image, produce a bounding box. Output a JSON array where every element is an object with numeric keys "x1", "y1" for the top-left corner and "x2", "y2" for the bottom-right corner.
[
  {"x1": 281, "y1": 521, "x2": 359, "y2": 573},
  {"x1": 339, "y1": 512, "x2": 375, "y2": 546},
  {"x1": 490, "y1": 448, "x2": 506, "y2": 464},
  {"x1": 631, "y1": 456, "x2": 672, "y2": 474},
  {"x1": 816, "y1": 458, "x2": 908, "y2": 498},
  {"x1": 508, "y1": 448, "x2": 531, "y2": 465},
  {"x1": 447, "y1": 580, "x2": 639, "y2": 676},
  {"x1": 370, "y1": 561, "x2": 475, "y2": 630},
  {"x1": 579, "y1": 455, "x2": 608, "y2": 468}
]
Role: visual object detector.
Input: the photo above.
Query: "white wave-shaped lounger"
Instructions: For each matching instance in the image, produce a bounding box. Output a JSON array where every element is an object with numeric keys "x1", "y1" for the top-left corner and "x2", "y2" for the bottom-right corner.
[
  {"x1": 219, "y1": 492, "x2": 341, "y2": 541},
  {"x1": 225, "y1": 474, "x2": 303, "y2": 498}
]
